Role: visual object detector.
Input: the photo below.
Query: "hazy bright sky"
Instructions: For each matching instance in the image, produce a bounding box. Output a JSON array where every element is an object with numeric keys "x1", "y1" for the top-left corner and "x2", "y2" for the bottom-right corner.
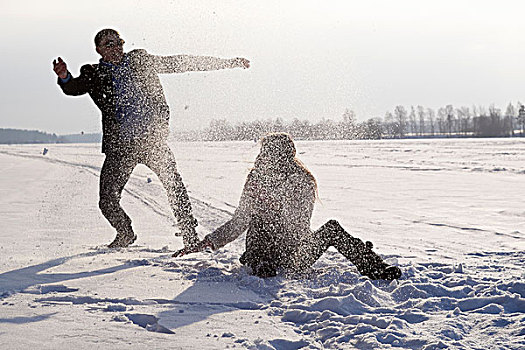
[{"x1": 2, "y1": 0, "x2": 525, "y2": 134}]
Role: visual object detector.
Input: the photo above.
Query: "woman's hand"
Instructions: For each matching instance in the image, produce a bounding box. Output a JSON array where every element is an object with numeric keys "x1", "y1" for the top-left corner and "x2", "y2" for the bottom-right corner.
[{"x1": 172, "y1": 237, "x2": 215, "y2": 257}]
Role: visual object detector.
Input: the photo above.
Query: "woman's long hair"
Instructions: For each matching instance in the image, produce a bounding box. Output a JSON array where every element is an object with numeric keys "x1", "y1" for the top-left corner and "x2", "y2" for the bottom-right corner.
[{"x1": 252, "y1": 133, "x2": 317, "y2": 195}]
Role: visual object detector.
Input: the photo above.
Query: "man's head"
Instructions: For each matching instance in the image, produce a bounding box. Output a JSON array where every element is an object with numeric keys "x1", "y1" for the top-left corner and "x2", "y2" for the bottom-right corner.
[{"x1": 95, "y1": 28, "x2": 125, "y2": 64}]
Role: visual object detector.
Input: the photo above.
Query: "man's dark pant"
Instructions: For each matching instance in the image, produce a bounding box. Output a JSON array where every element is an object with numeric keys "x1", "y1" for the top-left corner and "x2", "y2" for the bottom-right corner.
[{"x1": 98, "y1": 142, "x2": 196, "y2": 238}]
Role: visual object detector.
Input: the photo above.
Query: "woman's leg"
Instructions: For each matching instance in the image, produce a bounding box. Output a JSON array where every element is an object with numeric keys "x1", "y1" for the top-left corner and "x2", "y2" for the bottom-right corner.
[{"x1": 298, "y1": 220, "x2": 401, "y2": 280}]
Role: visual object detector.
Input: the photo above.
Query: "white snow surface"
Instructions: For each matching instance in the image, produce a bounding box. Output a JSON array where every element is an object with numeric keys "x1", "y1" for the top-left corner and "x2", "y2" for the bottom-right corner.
[{"x1": 0, "y1": 138, "x2": 524, "y2": 349}]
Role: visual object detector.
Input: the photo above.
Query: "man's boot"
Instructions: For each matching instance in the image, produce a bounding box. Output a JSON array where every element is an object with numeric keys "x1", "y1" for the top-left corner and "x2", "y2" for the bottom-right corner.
[{"x1": 108, "y1": 224, "x2": 137, "y2": 248}]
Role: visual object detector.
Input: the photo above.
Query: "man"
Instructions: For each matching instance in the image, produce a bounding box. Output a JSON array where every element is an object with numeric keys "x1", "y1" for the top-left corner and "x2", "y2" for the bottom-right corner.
[{"x1": 53, "y1": 28, "x2": 250, "y2": 249}]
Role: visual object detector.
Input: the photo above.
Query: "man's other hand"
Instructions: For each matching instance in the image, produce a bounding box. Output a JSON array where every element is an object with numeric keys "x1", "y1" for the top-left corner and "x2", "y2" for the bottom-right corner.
[{"x1": 53, "y1": 57, "x2": 68, "y2": 79}]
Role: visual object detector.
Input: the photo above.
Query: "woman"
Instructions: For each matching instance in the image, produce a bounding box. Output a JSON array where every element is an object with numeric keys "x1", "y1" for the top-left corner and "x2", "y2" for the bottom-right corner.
[{"x1": 175, "y1": 133, "x2": 401, "y2": 280}]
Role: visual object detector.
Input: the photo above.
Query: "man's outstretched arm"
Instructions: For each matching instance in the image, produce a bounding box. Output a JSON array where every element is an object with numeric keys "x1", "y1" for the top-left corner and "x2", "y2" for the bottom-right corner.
[{"x1": 152, "y1": 54, "x2": 250, "y2": 74}]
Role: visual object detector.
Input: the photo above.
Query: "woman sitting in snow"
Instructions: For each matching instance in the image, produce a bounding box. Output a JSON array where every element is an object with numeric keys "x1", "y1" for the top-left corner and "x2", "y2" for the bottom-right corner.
[{"x1": 174, "y1": 133, "x2": 401, "y2": 280}]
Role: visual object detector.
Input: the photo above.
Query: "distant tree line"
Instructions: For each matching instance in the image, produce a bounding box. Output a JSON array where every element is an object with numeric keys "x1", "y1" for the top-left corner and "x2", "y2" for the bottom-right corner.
[
  {"x1": 382, "y1": 103, "x2": 525, "y2": 139},
  {"x1": 3, "y1": 102, "x2": 525, "y2": 144},
  {"x1": 197, "y1": 110, "x2": 380, "y2": 141},
  {"x1": 0, "y1": 129, "x2": 101, "y2": 144},
  {"x1": 195, "y1": 102, "x2": 525, "y2": 141},
  {"x1": 0, "y1": 128, "x2": 59, "y2": 144}
]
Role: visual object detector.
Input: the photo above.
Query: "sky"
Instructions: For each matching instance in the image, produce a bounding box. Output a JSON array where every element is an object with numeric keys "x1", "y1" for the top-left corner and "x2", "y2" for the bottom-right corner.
[{"x1": 2, "y1": 0, "x2": 525, "y2": 134}]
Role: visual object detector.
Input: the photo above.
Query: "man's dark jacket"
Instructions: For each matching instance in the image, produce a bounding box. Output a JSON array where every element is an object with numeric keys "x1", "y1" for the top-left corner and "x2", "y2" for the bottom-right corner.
[{"x1": 58, "y1": 49, "x2": 235, "y2": 153}]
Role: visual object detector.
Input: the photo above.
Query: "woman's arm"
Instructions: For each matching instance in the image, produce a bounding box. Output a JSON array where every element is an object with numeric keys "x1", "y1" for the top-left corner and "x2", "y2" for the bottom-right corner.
[
  {"x1": 204, "y1": 175, "x2": 253, "y2": 249},
  {"x1": 173, "y1": 174, "x2": 254, "y2": 257},
  {"x1": 204, "y1": 205, "x2": 251, "y2": 250}
]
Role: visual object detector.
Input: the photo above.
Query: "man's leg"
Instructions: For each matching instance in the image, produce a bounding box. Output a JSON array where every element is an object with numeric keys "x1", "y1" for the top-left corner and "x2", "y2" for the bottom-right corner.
[
  {"x1": 143, "y1": 143, "x2": 199, "y2": 248},
  {"x1": 99, "y1": 151, "x2": 137, "y2": 247},
  {"x1": 297, "y1": 220, "x2": 401, "y2": 280}
]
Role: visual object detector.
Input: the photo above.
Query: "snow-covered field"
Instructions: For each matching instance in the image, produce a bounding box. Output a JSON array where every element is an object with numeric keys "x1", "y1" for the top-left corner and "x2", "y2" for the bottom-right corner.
[{"x1": 0, "y1": 138, "x2": 524, "y2": 349}]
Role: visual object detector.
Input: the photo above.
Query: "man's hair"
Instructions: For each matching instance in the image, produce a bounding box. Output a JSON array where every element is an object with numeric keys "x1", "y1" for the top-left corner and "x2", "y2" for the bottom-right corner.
[{"x1": 94, "y1": 28, "x2": 120, "y2": 47}]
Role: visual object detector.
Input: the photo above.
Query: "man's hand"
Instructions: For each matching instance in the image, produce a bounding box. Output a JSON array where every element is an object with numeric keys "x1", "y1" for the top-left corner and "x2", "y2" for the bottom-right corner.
[
  {"x1": 53, "y1": 57, "x2": 68, "y2": 79},
  {"x1": 172, "y1": 237, "x2": 215, "y2": 257},
  {"x1": 233, "y1": 57, "x2": 250, "y2": 69}
]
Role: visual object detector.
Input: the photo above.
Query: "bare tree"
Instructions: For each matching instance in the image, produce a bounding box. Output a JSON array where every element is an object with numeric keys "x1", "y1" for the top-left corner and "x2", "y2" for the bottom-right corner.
[
  {"x1": 426, "y1": 108, "x2": 435, "y2": 136},
  {"x1": 518, "y1": 102, "x2": 525, "y2": 137},
  {"x1": 456, "y1": 106, "x2": 471, "y2": 136},
  {"x1": 471, "y1": 105, "x2": 478, "y2": 118},
  {"x1": 417, "y1": 106, "x2": 425, "y2": 136},
  {"x1": 342, "y1": 109, "x2": 357, "y2": 139},
  {"x1": 437, "y1": 107, "x2": 446, "y2": 135},
  {"x1": 478, "y1": 105, "x2": 487, "y2": 117},
  {"x1": 445, "y1": 104, "x2": 455, "y2": 135},
  {"x1": 489, "y1": 105, "x2": 502, "y2": 135},
  {"x1": 505, "y1": 102, "x2": 516, "y2": 136},
  {"x1": 394, "y1": 105, "x2": 408, "y2": 138},
  {"x1": 383, "y1": 111, "x2": 395, "y2": 138},
  {"x1": 408, "y1": 106, "x2": 417, "y2": 136}
]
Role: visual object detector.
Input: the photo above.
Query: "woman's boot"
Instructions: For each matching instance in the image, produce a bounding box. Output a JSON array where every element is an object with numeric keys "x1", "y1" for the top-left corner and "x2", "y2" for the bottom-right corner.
[{"x1": 322, "y1": 220, "x2": 401, "y2": 280}]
